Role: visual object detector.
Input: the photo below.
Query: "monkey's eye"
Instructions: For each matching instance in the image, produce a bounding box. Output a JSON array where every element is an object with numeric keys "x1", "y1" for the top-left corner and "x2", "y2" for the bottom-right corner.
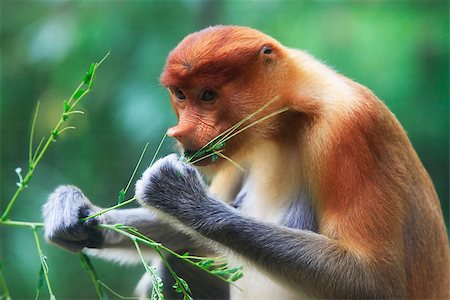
[
  {"x1": 200, "y1": 89, "x2": 217, "y2": 102},
  {"x1": 172, "y1": 87, "x2": 186, "y2": 101},
  {"x1": 261, "y1": 45, "x2": 273, "y2": 55}
]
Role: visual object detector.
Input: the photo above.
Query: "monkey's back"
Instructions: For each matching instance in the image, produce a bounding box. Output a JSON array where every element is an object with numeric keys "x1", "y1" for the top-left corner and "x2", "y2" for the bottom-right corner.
[
  {"x1": 402, "y1": 158, "x2": 449, "y2": 298},
  {"x1": 365, "y1": 94, "x2": 450, "y2": 298}
]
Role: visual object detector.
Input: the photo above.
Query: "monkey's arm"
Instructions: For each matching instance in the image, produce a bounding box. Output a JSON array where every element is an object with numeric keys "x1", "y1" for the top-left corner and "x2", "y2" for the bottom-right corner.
[
  {"x1": 136, "y1": 155, "x2": 405, "y2": 298},
  {"x1": 43, "y1": 186, "x2": 195, "y2": 255}
]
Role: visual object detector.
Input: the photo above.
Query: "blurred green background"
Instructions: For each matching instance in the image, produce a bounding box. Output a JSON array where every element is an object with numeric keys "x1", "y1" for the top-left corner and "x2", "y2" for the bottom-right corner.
[{"x1": 1, "y1": 1, "x2": 448, "y2": 299}]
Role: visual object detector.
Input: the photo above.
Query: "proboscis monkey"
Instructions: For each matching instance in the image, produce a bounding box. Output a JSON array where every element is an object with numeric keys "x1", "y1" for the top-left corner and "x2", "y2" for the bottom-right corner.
[{"x1": 44, "y1": 25, "x2": 449, "y2": 299}]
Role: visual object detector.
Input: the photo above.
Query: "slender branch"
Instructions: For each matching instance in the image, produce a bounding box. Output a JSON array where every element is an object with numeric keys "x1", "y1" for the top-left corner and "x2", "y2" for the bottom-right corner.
[
  {"x1": 215, "y1": 152, "x2": 244, "y2": 172},
  {"x1": 98, "y1": 224, "x2": 242, "y2": 286},
  {"x1": 149, "y1": 133, "x2": 167, "y2": 167},
  {"x1": 185, "y1": 95, "x2": 281, "y2": 163},
  {"x1": 0, "y1": 52, "x2": 110, "y2": 221},
  {"x1": 155, "y1": 246, "x2": 192, "y2": 300},
  {"x1": 0, "y1": 262, "x2": 11, "y2": 300},
  {"x1": 31, "y1": 137, "x2": 45, "y2": 163},
  {"x1": 79, "y1": 253, "x2": 106, "y2": 300},
  {"x1": 98, "y1": 282, "x2": 142, "y2": 300},
  {"x1": 32, "y1": 226, "x2": 55, "y2": 299},
  {"x1": 218, "y1": 107, "x2": 290, "y2": 145},
  {"x1": 57, "y1": 126, "x2": 76, "y2": 135},
  {"x1": 29, "y1": 102, "x2": 40, "y2": 166},
  {"x1": 80, "y1": 198, "x2": 136, "y2": 222},
  {"x1": 189, "y1": 149, "x2": 224, "y2": 165},
  {"x1": 0, "y1": 220, "x2": 44, "y2": 228},
  {"x1": 124, "y1": 143, "x2": 149, "y2": 195},
  {"x1": 213, "y1": 96, "x2": 281, "y2": 148},
  {"x1": 133, "y1": 240, "x2": 164, "y2": 300}
]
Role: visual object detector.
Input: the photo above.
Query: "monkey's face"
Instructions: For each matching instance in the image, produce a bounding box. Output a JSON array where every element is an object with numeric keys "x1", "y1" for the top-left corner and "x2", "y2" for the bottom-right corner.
[
  {"x1": 160, "y1": 26, "x2": 286, "y2": 166},
  {"x1": 165, "y1": 85, "x2": 235, "y2": 165}
]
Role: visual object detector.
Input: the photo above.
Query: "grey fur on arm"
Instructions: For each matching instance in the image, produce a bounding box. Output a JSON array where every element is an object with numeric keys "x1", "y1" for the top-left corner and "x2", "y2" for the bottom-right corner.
[
  {"x1": 42, "y1": 185, "x2": 195, "y2": 254},
  {"x1": 136, "y1": 154, "x2": 402, "y2": 298}
]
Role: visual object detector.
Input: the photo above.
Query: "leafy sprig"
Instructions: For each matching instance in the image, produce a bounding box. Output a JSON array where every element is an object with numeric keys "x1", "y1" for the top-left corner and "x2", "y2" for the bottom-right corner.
[
  {"x1": 0, "y1": 52, "x2": 247, "y2": 300},
  {"x1": 99, "y1": 223, "x2": 243, "y2": 300},
  {"x1": 0, "y1": 52, "x2": 110, "y2": 300},
  {"x1": 182, "y1": 95, "x2": 289, "y2": 171},
  {"x1": 1, "y1": 51, "x2": 110, "y2": 222}
]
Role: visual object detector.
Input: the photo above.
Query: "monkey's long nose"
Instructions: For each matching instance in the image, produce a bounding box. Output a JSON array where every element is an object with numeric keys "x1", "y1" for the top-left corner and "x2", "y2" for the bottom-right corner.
[{"x1": 167, "y1": 123, "x2": 196, "y2": 149}]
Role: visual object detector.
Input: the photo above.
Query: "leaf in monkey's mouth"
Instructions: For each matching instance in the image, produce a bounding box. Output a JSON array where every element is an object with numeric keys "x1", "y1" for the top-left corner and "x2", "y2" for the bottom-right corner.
[
  {"x1": 181, "y1": 141, "x2": 226, "y2": 164},
  {"x1": 179, "y1": 96, "x2": 288, "y2": 170}
]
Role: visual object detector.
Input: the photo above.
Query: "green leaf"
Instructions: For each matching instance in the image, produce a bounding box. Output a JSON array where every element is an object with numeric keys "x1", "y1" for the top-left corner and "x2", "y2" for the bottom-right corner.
[
  {"x1": 115, "y1": 224, "x2": 138, "y2": 231},
  {"x1": 182, "y1": 252, "x2": 190, "y2": 257},
  {"x1": 83, "y1": 63, "x2": 95, "y2": 84},
  {"x1": 198, "y1": 259, "x2": 214, "y2": 269},
  {"x1": 64, "y1": 100, "x2": 71, "y2": 112},
  {"x1": 51, "y1": 130, "x2": 59, "y2": 140},
  {"x1": 35, "y1": 265, "x2": 45, "y2": 299},
  {"x1": 117, "y1": 189, "x2": 125, "y2": 204},
  {"x1": 73, "y1": 89, "x2": 85, "y2": 100},
  {"x1": 172, "y1": 282, "x2": 182, "y2": 293},
  {"x1": 79, "y1": 253, "x2": 108, "y2": 300},
  {"x1": 230, "y1": 271, "x2": 244, "y2": 281},
  {"x1": 172, "y1": 278, "x2": 191, "y2": 295},
  {"x1": 148, "y1": 265, "x2": 164, "y2": 300}
]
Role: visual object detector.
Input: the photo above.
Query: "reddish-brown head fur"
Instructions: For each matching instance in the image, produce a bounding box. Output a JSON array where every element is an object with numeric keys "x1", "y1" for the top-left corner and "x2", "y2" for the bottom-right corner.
[
  {"x1": 161, "y1": 26, "x2": 289, "y2": 161},
  {"x1": 161, "y1": 25, "x2": 280, "y2": 88}
]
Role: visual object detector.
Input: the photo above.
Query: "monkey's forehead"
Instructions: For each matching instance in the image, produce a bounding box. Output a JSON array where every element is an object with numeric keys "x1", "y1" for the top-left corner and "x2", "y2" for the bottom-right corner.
[{"x1": 160, "y1": 25, "x2": 280, "y2": 88}]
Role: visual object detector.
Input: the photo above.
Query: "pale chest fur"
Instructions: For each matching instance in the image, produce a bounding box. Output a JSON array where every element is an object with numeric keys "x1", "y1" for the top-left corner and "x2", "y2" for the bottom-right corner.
[{"x1": 207, "y1": 142, "x2": 314, "y2": 299}]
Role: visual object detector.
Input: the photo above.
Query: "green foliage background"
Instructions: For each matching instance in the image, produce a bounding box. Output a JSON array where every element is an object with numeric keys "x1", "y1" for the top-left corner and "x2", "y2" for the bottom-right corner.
[{"x1": 1, "y1": 1, "x2": 448, "y2": 299}]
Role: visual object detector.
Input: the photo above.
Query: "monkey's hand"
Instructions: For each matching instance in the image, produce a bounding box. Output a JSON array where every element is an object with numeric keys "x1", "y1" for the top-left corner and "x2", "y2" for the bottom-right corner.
[
  {"x1": 43, "y1": 186, "x2": 103, "y2": 252},
  {"x1": 135, "y1": 154, "x2": 211, "y2": 229}
]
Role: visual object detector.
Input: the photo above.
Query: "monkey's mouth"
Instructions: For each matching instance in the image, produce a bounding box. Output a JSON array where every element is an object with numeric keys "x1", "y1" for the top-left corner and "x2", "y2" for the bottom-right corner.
[{"x1": 181, "y1": 143, "x2": 225, "y2": 165}]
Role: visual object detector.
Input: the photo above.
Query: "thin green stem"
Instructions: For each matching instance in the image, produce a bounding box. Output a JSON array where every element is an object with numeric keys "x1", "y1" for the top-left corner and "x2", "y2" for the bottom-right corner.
[
  {"x1": 98, "y1": 224, "x2": 192, "y2": 299},
  {"x1": 213, "y1": 96, "x2": 281, "y2": 148},
  {"x1": 1, "y1": 185, "x2": 26, "y2": 221},
  {"x1": 129, "y1": 229, "x2": 242, "y2": 287},
  {"x1": 124, "y1": 143, "x2": 149, "y2": 194},
  {"x1": 0, "y1": 220, "x2": 44, "y2": 228},
  {"x1": 98, "y1": 224, "x2": 241, "y2": 286},
  {"x1": 155, "y1": 247, "x2": 192, "y2": 300},
  {"x1": 57, "y1": 126, "x2": 76, "y2": 135},
  {"x1": 98, "y1": 282, "x2": 141, "y2": 300},
  {"x1": 0, "y1": 262, "x2": 11, "y2": 300},
  {"x1": 80, "y1": 198, "x2": 136, "y2": 222},
  {"x1": 67, "y1": 82, "x2": 85, "y2": 106},
  {"x1": 32, "y1": 226, "x2": 55, "y2": 299},
  {"x1": 150, "y1": 133, "x2": 167, "y2": 167},
  {"x1": 96, "y1": 51, "x2": 111, "y2": 68},
  {"x1": 215, "y1": 152, "x2": 244, "y2": 172},
  {"x1": 98, "y1": 224, "x2": 160, "y2": 247},
  {"x1": 1, "y1": 52, "x2": 109, "y2": 221},
  {"x1": 185, "y1": 95, "x2": 280, "y2": 163},
  {"x1": 2, "y1": 114, "x2": 65, "y2": 221},
  {"x1": 133, "y1": 240, "x2": 164, "y2": 300},
  {"x1": 64, "y1": 110, "x2": 85, "y2": 115},
  {"x1": 218, "y1": 107, "x2": 290, "y2": 146},
  {"x1": 29, "y1": 102, "x2": 40, "y2": 165},
  {"x1": 189, "y1": 149, "x2": 224, "y2": 165},
  {"x1": 79, "y1": 253, "x2": 106, "y2": 300},
  {"x1": 32, "y1": 137, "x2": 45, "y2": 163}
]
